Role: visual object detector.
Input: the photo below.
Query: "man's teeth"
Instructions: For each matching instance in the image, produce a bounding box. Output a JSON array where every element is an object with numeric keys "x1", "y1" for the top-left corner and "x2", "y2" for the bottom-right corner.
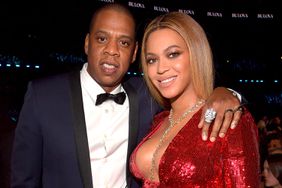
[{"x1": 103, "y1": 63, "x2": 115, "y2": 68}]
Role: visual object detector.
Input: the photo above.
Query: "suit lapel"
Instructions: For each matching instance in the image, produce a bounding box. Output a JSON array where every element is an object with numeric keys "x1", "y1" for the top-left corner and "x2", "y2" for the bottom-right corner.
[
  {"x1": 68, "y1": 72, "x2": 139, "y2": 187},
  {"x1": 69, "y1": 71, "x2": 93, "y2": 188},
  {"x1": 123, "y1": 81, "x2": 139, "y2": 186}
]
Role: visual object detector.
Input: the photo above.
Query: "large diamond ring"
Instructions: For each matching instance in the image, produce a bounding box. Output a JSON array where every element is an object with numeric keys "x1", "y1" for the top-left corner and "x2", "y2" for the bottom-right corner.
[{"x1": 204, "y1": 108, "x2": 217, "y2": 123}]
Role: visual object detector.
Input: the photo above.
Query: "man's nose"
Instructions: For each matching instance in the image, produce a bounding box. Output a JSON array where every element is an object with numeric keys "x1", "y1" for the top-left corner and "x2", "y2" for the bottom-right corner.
[{"x1": 104, "y1": 40, "x2": 119, "y2": 56}]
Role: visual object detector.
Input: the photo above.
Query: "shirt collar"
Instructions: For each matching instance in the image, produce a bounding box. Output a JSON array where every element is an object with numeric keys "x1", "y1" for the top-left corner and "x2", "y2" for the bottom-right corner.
[{"x1": 80, "y1": 63, "x2": 124, "y2": 98}]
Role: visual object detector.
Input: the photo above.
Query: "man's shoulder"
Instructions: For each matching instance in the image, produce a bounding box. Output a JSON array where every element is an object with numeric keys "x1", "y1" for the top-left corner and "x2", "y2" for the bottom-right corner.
[
  {"x1": 125, "y1": 76, "x2": 143, "y2": 83},
  {"x1": 124, "y1": 76, "x2": 146, "y2": 90},
  {"x1": 30, "y1": 70, "x2": 79, "y2": 88},
  {"x1": 24, "y1": 70, "x2": 81, "y2": 101}
]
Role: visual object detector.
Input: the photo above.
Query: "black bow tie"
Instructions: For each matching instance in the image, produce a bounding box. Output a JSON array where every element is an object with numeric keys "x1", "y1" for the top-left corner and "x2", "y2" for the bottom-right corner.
[{"x1": 95, "y1": 92, "x2": 126, "y2": 105}]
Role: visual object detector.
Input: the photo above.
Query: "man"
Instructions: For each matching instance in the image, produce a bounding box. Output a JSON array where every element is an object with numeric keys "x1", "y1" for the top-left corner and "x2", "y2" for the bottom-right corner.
[{"x1": 11, "y1": 3, "x2": 242, "y2": 188}]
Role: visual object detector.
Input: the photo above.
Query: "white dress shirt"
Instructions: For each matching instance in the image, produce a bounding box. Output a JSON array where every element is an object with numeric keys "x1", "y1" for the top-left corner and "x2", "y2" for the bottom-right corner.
[{"x1": 80, "y1": 63, "x2": 129, "y2": 188}]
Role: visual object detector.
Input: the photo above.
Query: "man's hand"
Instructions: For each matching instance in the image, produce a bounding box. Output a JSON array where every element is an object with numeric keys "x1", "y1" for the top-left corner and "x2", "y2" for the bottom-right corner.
[{"x1": 198, "y1": 87, "x2": 243, "y2": 142}]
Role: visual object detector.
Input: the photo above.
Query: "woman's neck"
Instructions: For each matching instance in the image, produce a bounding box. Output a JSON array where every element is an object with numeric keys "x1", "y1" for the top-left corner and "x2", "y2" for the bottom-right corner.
[{"x1": 170, "y1": 91, "x2": 199, "y2": 116}]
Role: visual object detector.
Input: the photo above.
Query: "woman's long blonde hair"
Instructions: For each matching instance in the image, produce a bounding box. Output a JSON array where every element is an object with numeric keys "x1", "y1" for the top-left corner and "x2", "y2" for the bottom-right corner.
[{"x1": 141, "y1": 12, "x2": 214, "y2": 109}]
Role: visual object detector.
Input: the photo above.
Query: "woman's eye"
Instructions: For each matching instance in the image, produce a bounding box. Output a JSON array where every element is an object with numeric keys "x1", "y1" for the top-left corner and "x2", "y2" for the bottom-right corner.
[
  {"x1": 168, "y1": 52, "x2": 180, "y2": 58},
  {"x1": 146, "y1": 58, "x2": 156, "y2": 64}
]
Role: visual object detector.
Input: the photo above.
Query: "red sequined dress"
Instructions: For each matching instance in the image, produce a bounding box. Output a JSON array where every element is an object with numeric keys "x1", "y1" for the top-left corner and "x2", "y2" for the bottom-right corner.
[{"x1": 130, "y1": 108, "x2": 260, "y2": 187}]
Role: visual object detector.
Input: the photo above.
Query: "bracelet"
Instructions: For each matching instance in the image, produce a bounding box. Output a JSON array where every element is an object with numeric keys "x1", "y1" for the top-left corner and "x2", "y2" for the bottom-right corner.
[{"x1": 227, "y1": 88, "x2": 242, "y2": 103}]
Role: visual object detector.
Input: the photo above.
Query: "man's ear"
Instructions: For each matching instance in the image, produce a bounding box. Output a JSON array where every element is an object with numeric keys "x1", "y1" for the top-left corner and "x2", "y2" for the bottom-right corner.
[
  {"x1": 131, "y1": 41, "x2": 138, "y2": 64},
  {"x1": 84, "y1": 34, "x2": 90, "y2": 55}
]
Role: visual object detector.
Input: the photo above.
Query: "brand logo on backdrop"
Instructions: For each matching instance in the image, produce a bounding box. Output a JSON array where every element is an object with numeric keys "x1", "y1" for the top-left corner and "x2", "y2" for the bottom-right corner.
[
  {"x1": 99, "y1": 0, "x2": 115, "y2": 3},
  {"x1": 154, "y1": 6, "x2": 169, "y2": 12},
  {"x1": 178, "y1": 9, "x2": 195, "y2": 15},
  {"x1": 128, "y1": 2, "x2": 145, "y2": 8},
  {"x1": 207, "y1": 12, "x2": 223, "y2": 17},
  {"x1": 257, "y1": 14, "x2": 274, "y2": 19},
  {"x1": 98, "y1": 0, "x2": 114, "y2": 2},
  {"x1": 232, "y1": 13, "x2": 249, "y2": 18}
]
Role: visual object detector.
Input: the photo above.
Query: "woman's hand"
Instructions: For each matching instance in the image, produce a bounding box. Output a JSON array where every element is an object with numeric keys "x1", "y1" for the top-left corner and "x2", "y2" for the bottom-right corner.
[{"x1": 198, "y1": 87, "x2": 243, "y2": 142}]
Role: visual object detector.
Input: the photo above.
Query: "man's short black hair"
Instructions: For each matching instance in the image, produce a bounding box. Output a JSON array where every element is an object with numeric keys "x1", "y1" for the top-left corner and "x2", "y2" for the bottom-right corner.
[{"x1": 88, "y1": 3, "x2": 137, "y2": 36}]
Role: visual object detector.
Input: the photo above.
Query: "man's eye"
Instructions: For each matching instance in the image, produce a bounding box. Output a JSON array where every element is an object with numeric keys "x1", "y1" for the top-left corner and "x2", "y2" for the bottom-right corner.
[
  {"x1": 120, "y1": 40, "x2": 130, "y2": 47},
  {"x1": 97, "y1": 37, "x2": 107, "y2": 43}
]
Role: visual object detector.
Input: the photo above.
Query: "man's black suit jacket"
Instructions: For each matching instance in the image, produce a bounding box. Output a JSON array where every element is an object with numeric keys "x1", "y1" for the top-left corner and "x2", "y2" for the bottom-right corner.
[{"x1": 11, "y1": 70, "x2": 161, "y2": 188}]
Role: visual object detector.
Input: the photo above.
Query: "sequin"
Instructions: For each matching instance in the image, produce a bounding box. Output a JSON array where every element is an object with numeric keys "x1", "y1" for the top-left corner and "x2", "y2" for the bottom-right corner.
[{"x1": 130, "y1": 108, "x2": 260, "y2": 187}]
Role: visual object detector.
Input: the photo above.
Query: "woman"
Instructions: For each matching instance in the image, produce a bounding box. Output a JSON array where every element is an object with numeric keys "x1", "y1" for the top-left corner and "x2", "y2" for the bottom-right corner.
[
  {"x1": 263, "y1": 154, "x2": 282, "y2": 188},
  {"x1": 130, "y1": 12, "x2": 260, "y2": 187}
]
